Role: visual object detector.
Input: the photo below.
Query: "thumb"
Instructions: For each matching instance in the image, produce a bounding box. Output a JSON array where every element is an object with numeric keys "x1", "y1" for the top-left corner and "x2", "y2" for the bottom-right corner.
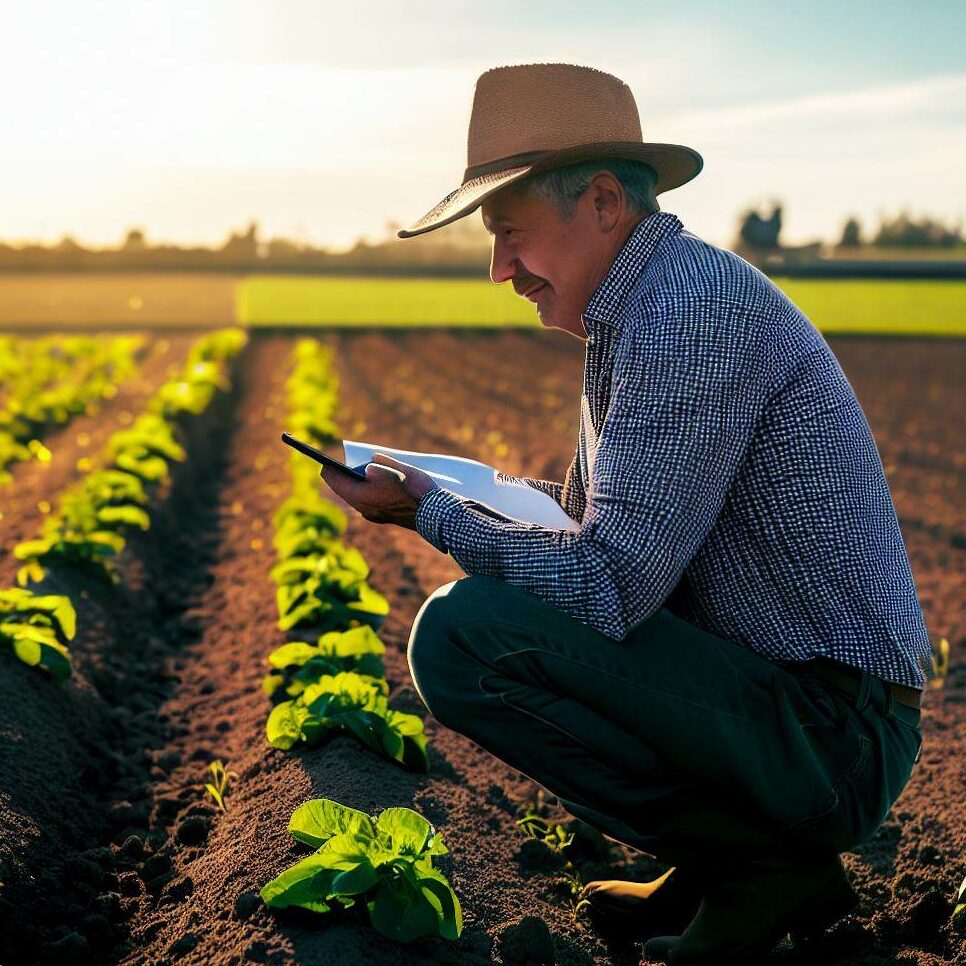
[
  {"x1": 371, "y1": 453, "x2": 420, "y2": 476},
  {"x1": 365, "y1": 461, "x2": 404, "y2": 483}
]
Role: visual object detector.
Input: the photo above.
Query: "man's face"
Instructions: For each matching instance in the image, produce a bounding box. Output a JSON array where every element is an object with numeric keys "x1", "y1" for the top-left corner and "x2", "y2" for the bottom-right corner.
[{"x1": 480, "y1": 179, "x2": 626, "y2": 340}]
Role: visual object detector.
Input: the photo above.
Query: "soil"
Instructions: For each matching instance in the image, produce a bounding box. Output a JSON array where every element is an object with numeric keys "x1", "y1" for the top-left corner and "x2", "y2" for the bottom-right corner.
[{"x1": 0, "y1": 331, "x2": 962, "y2": 966}]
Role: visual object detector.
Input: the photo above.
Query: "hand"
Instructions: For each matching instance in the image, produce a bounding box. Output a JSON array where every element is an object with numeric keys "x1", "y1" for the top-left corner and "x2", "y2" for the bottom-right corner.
[{"x1": 320, "y1": 453, "x2": 438, "y2": 531}]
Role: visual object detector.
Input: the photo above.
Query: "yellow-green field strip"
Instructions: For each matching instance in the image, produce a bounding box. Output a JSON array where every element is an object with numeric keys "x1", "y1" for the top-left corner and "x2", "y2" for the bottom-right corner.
[{"x1": 236, "y1": 276, "x2": 966, "y2": 336}]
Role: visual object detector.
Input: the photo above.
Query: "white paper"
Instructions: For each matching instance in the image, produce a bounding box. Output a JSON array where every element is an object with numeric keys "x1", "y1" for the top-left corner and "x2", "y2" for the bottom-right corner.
[{"x1": 342, "y1": 439, "x2": 580, "y2": 532}]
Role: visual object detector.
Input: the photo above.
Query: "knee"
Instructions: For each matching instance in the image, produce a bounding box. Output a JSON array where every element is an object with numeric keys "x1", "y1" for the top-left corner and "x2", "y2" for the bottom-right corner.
[
  {"x1": 407, "y1": 575, "x2": 498, "y2": 722},
  {"x1": 408, "y1": 579, "x2": 459, "y2": 674}
]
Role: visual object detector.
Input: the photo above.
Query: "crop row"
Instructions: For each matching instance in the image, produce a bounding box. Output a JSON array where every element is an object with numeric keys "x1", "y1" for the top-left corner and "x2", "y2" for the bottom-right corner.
[
  {"x1": 257, "y1": 338, "x2": 461, "y2": 943},
  {"x1": 0, "y1": 334, "x2": 144, "y2": 483},
  {"x1": 0, "y1": 328, "x2": 248, "y2": 681}
]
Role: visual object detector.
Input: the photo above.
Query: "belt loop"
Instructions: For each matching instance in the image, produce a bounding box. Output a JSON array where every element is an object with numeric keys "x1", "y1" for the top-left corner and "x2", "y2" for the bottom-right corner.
[
  {"x1": 884, "y1": 683, "x2": 895, "y2": 718},
  {"x1": 854, "y1": 670, "x2": 872, "y2": 712}
]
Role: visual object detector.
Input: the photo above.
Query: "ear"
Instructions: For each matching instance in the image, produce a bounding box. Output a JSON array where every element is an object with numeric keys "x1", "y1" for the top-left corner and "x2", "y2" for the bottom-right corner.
[{"x1": 590, "y1": 171, "x2": 623, "y2": 232}]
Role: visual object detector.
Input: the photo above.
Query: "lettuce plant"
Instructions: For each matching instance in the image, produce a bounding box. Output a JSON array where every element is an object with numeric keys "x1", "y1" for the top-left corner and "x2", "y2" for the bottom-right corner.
[
  {"x1": 263, "y1": 625, "x2": 388, "y2": 702},
  {"x1": 260, "y1": 798, "x2": 461, "y2": 944},
  {"x1": 272, "y1": 492, "x2": 347, "y2": 554},
  {"x1": 266, "y1": 670, "x2": 428, "y2": 771},
  {"x1": 0, "y1": 588, "x2": 76, "y2": 679},
  {"x1": 273, "y1": 548, "x2": 389, "y2": 632}
]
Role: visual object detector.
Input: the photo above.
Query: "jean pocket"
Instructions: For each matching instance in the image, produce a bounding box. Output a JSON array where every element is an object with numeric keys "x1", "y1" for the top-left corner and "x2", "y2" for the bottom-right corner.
[
  {"x1": 888, "y1": 711, "x2": 923, "y2": 767},
  {"x1": 780, "y1": 726, "x2": 876, "y2": 854}
]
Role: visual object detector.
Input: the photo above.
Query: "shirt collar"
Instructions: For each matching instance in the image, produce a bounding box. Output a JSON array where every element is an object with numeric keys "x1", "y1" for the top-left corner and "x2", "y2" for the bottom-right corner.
[{"x1": 582, "y1": 211, "x2": 683, "y2": 334}]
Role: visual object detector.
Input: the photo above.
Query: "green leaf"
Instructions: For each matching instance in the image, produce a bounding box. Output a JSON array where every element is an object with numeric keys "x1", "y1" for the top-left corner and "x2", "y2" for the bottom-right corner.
[
  {"x1": 318, "y1": 625, "x2": 385, "y2": 659},
  {"x1": 288, "y1": 799, "x2": 376, "y2": 849},
  {"x1": 415, "y1": 865, "x2": 463, "y2": 940},
  {"x1": 375, "y1": 808, "x2": 434, "y2": 856},
  {"x1": 367, "y1": 864, "x2": 443, "y2": 943},
  {"x1": 97, "y1": 504, "x2": 151, "y2": 530},
  {"x1": 259, "y1": 853, "x2": 339, "y2": 913},
  {"x1": 266, "y1": 700, "x2": 310, "y2": 750},
  {"x1": 267, "y1": 641, "x2": 320, "y2": 669}
]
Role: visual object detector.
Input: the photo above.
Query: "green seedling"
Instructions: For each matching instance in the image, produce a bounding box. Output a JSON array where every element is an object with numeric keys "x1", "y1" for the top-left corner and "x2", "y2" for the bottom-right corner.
[
  {"x1": 204, "y1": 760, "x2": 238, "y2": 811},
  {"x1": 953, "y1": 874, "x2": 966, "y2": 931},
  {"x1": 517, "y1": 808, "x2": 575, "y2": 853},
  {"x1": 274, "y1": 567, "x2": 389, "y2": 634},
  {"x1": 515, "y1": 795, "x2": 591, "y2": 923},
  {"x1": 261, "y1": 797, "x2": 461, "y2": 944},
  {"x1": 930, "y1": 637, "x2": 950, "y2": 689},
  {"x1": 266, "y1": 670, "x2": 429, "y2": 771},
  {"x1": 0, "y1": 588, "x2": 76, "y2": 679},
  {"x1": 263, "y1": 625, "x2": 388, "y2": 702}
]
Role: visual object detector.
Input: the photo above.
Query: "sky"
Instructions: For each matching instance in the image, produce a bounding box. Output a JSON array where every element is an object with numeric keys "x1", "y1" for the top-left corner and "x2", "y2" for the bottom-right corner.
[{"x1": 0, "y1": 0, "x2": 963, "y2": 251}]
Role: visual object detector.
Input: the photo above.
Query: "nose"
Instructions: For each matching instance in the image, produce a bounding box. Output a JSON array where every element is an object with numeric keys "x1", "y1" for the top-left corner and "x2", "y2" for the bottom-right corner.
[{"x1": 489, "y1": 234, "x2": 517, "y2": 286}]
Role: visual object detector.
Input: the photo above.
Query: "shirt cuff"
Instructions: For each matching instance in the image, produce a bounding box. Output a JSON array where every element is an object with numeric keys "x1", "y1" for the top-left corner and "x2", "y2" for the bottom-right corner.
[{"x1": 414, "y1": 486, "x2": 465, "y2": 553}]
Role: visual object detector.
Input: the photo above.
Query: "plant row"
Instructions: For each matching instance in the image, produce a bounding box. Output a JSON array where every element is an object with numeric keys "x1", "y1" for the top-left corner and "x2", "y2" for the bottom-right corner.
[
  {"x1": 0, "y1": 335, "x2": 144, "y2": 483},
  {"x1": 0, "y1": 328, "x2": 248, "y2": 680},
  {"x1": 264, "y1": 339, "x2": 428, "y2": 770},
  {"x1": 259, "y1": 340, "x2": 459, "y2": 944}
]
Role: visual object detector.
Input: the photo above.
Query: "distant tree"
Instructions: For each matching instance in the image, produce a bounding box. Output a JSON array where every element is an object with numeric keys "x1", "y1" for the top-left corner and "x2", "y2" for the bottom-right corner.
[
  {"x1": 219, "y1": 221, "x2": 260, "y2": 261},
  {"x1": 839, "y1": 217, "x2": 862, "y2": 247},
  {"x1": 872, "y1": 211, "x2": 962, "y2": 248},
  {"x1": 54, "y1": 233, "x2": 85, "y2": 253},
  {"x1": 738, "y1": 203, "x2": 783, "y2": 250}
]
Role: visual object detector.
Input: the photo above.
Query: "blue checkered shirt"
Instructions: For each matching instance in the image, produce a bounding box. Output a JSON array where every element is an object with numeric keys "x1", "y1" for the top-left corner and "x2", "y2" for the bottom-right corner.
[{"x1": 414, "y1": 211, "x2": 933, "y2": 689}]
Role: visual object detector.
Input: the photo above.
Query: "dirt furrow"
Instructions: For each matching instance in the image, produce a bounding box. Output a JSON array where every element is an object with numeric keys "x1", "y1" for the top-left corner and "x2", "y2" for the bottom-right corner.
[{"x1": 0, "y1": 339, "x2": 245, "y2": 966}]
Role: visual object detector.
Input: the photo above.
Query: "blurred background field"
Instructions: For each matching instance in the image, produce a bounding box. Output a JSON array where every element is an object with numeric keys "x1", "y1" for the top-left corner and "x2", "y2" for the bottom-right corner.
[
  {"x1": 237, "y1": 275, "x2": 966, "y2": 333},
  {"x1": 1, "y1": 273, "x2": 964, "y2": 335}
]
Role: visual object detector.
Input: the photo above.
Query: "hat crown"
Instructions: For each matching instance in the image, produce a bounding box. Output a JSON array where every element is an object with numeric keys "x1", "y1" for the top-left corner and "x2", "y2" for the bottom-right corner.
[{"x1": 467, "y1": 63, "x2": 643, "y2": 170}]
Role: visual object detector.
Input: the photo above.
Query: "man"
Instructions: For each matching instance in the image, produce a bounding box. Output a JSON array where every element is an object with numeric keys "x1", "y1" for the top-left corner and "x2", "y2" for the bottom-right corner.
[{"x1": 320, "y1": 63, "x2": 931, "y2": 966}]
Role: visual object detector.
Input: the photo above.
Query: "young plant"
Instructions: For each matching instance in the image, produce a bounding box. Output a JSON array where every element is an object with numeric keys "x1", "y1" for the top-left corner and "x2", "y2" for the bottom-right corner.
[
  {"x1": 260, "y1": 797, "x2": 461, "y2": 944},
  {"x1": 272, "y1": 540, "x2": 389, "y2": 633},
  {"x1": 203, "y1": 760, "x2": 238, "y2": 811},
  {"x1": 266, "y1": 670, "x2": 428, "y2": 771},
  {"x1": 263, "y1": 625, "x2": 388, "y2": 702},
  {"x1": 0, "y1": 588, "x2": 76, "y2": 679},
  {"x1": 515, "y1": 795, "x2": 590, "y2": 922},
  {"x1": 517, "y1": 807, "x2": 575, "y2": 853},
  {"x1": 930, "y1": 637, "x2": 950, "y2": 689},
  {"x1": 953, "y1": 874, "x2": 966, "y2": 932}
]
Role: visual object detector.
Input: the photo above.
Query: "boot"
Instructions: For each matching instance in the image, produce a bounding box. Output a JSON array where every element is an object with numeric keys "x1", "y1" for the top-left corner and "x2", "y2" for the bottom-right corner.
[
  {"x1": 579, "y1": 866, "x2": 704, "y2": 940},
  {"x1": 641, "y1": 853, "x2": 858, "y2": 965}
]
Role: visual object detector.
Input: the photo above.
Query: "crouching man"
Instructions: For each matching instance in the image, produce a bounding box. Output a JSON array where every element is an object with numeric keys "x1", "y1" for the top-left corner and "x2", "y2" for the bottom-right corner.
[{"x1": 321, "y1": 63, "x2": 929, "y2": 966}]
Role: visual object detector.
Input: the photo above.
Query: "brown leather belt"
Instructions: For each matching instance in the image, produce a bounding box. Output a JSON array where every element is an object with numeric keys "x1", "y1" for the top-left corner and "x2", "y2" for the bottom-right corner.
[{"x1": 803, "y1": 657, "x2": 922, "y2": 710}]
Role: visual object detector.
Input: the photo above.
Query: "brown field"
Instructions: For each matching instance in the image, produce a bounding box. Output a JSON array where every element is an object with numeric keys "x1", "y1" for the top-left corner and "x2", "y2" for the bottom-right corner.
[
  {"x1": 0, "y1": 274, "x2": 239, "y2": 328},
  {"x1": 0, "y1": 331, "x2": 963, "y2": 966}
]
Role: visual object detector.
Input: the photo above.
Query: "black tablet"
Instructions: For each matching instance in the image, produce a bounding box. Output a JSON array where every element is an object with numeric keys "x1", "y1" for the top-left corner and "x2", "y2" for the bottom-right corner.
[{"x1": 281, "y1": 432, "x2": 369, "y2": 481}]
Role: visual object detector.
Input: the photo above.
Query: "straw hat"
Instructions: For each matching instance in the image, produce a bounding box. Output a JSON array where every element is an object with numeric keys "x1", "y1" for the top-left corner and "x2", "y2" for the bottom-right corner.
[{"x1": 397, "y1": 63, "x2": 703, "y2": 239}]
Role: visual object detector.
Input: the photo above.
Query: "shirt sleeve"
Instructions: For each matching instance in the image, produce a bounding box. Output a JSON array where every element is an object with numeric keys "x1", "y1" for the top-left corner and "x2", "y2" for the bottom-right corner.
[{"x1": 414, "y1": 305, "x2": 774, "y2": 639}]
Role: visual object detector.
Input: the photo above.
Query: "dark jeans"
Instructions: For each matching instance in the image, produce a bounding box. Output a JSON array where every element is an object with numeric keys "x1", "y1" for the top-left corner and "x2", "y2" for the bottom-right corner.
[{"x1": 407, "y1": 575, "x2": 923, "y2": 871}]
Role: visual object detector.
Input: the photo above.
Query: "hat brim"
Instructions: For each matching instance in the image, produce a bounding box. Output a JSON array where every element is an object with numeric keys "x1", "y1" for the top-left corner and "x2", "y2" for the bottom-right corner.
[{"x1": 397, "y1": 141, "x2": 702, "y2": 239}]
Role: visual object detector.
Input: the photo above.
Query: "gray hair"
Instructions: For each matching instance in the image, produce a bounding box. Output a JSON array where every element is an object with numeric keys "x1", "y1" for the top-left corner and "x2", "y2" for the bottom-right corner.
[{"x1": 509, "y1": 157, "x2": 660, "y2": 221}]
